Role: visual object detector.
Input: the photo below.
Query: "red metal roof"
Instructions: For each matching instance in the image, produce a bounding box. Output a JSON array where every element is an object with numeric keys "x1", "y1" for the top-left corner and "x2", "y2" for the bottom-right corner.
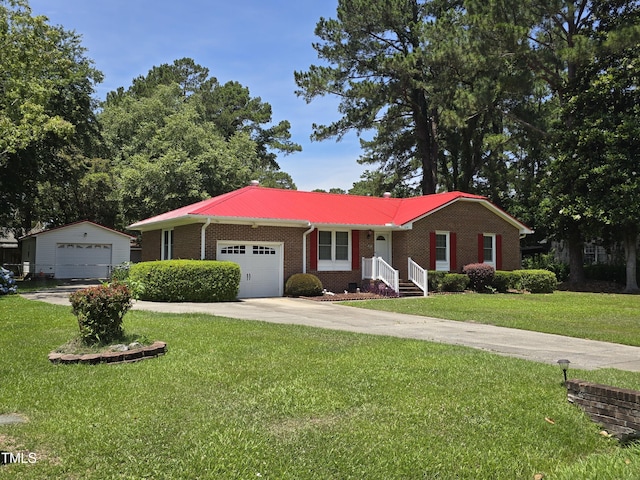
[{"x1": 129, "y1": 186, "x2": 531, "y2": 233}]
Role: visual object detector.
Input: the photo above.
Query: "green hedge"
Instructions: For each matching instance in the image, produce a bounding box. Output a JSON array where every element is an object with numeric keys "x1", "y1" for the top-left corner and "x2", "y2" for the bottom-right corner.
[
  {"x1": 440, "y1": 273, "x2": 469, "y2": 292},
  {"x1": 492, "y1": 271, "x2": 514, "y2": 293},
  {"x1": 129, "y1": 260, "x2": 240, "y2": 302},
  {"x1": 427, "y1": 271, "x2": 446, "y2": 292},
  {"x1": 427, "y1": 269, "x2": 557, "y2": 294},
  {"x1": 426, "y1": 271, "x2": 469, "y2": 293},
  {"x1": 510, "y1": 269, "x2": 558, "y2": 294}
]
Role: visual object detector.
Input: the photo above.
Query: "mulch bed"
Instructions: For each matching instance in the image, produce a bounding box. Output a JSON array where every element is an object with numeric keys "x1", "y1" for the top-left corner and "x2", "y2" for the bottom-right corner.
[{"x1": 301, "y1": 292, "x2": 387, "y2": 301}]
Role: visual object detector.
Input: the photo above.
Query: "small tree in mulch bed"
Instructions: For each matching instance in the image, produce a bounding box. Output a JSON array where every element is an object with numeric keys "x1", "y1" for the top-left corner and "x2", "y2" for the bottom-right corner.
[{"x1": 69, "y1": 283, "x2": 132, "y2": 345}]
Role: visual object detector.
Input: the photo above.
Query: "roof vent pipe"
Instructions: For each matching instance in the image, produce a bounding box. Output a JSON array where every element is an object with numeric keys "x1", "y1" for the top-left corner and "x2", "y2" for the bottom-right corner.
[
  {"x1": 383, "y1": 192, "x2": 391, "y2": 198},
  {"x1": 250, "y1": 180, "x2": 260, "y2": 186}
]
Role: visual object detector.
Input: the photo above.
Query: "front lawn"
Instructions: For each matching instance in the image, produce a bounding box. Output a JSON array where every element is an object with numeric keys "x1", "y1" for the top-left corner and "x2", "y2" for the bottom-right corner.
[
  {"x1": 2, "y1": 295, "x2": 640, "y2": 479},
  {"x1": 342, "y1": 291, "x2": 640, "y2": 346}
]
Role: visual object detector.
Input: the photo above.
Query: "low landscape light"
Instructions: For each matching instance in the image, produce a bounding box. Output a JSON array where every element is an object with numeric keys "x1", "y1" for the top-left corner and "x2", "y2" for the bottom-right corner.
[{"x1": 557, "y1": 358, "x2": 570, "y2": 383}]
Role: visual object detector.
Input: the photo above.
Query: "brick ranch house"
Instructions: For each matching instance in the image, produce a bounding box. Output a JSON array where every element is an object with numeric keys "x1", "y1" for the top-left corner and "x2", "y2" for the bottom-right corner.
[{"x1": 128, "y1": 183, "x2": 533, "y2": 298}]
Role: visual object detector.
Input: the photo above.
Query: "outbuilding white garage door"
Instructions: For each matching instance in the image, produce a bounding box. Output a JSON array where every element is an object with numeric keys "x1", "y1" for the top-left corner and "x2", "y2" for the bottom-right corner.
[
  {"x1": 217, "y1": 242, "x2": 283, "y2": 298},
  {"x1": 55, "y1": 243, "x2": 112, "y2": 279}
]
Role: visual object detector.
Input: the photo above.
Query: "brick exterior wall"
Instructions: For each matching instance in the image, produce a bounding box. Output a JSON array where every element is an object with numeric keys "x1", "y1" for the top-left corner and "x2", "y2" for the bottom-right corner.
[
  {"x1": 205, "y1": 223, "x2": 308, "y2": 286},
  {"x1": 567, "y1": 380, "x2": 640, "y2": 443},
  {"x1": 137, "y1": 199, "x2": 524, "y2": 296},
  {"x1": 394, "y1": 200, "x2": 522, "y2": 278},
  {"x1": 173, "y1": 224, "x2": 204, "y2": 259},
  {"x1": 140, "y1": 230, "x2": 161, "y2": 262},
  {"x1": 307, "y1": 229, "x2": 374, "y2": 293}
]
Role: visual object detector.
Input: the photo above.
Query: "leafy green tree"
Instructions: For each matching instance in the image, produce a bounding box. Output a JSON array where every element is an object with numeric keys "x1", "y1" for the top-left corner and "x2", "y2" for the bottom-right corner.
[
  {"x1": 468, "y1": 0, "x2": 638, "y2": 283},
  {"x1": 295, "y1": 0, "x2": 441, "y2": 195},
  {"x1": 426, "y1": 4, "x2": 540, "y2": 209},
  {"x1": 101, "y1": 59, "x2": 300, "y2": 226},
  {"x1": 105, "y1": 58, "x2": 300, "y2": 168},
  {"x1": 296, "y1": 0, "x2": 546, "y2": 209},
  {"x1": 0, "y1": 0, "x2": 103, "y2": 233},
  {"x1": 254, "y1": 168, "x2": 296, "y2": 190},
  {"x1": 555, "y1": 3, "x2": 640, "y2": 292},
  {"x1": 34, "y1": 154, "x2": 119, "y2": 228}
]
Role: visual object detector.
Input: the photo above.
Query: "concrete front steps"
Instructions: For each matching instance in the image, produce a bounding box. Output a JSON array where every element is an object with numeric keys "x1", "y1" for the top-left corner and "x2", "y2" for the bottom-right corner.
[{"x1": 398, "y1": 280, "x2": 426, "y2": 297}]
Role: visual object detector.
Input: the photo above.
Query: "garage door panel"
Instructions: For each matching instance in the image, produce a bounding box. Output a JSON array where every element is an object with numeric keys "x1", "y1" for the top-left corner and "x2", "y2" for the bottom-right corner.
[
  {"x1": 218, "y1": 243, "x2": 282, "y2": 298},
  {"x1": 55, "y1": 243, "x2": 112, "y2": 279}
]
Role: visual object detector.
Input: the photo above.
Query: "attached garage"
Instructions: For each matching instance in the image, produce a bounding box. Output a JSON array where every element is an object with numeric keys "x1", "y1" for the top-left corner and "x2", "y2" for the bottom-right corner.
[
  {"x1": 20, "y1": 221, "x2": 133, "y2": 279},
  {"x1": 217, "y1": 241, "x2": 283, "y2": 298}
]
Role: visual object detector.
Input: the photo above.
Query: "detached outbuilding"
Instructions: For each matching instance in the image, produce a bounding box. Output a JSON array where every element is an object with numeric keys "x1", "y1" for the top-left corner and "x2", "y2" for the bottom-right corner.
[
  {"x1": 129, "y1": 184, "x2": 533, "y2": 298},
  {"x1": 20, "y1": 221, "x2": 133, "y2": 279}
]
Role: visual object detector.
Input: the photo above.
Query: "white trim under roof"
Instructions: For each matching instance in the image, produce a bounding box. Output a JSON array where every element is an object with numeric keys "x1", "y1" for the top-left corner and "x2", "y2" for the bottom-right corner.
[{"x1": 128, "y1": 216, "x2": 410, "y2": 232}]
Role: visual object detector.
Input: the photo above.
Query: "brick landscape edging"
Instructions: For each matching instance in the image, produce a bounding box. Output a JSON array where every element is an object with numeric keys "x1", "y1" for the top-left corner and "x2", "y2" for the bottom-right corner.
[
  {"x1": 48, "y1": 341, "x2": 167, "y2": 365},
  {"x1": 567, "y1": 379, "x2": 640, "y2": 443}
]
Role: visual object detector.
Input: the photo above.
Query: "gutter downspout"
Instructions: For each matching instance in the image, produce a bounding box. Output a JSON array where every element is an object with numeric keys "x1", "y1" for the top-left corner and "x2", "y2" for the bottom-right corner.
[
  {"x1": 200, "y1": 218, "x2": 211, "y2": 260},
  {"x1": 302, "y1": 222, "x2": 315, "y2": 273}
]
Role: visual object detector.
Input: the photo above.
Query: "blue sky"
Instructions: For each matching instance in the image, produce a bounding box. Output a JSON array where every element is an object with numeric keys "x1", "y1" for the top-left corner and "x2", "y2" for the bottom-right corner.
[{"x1": 28, "y1": 0, "x2": 369, "y2": 192}]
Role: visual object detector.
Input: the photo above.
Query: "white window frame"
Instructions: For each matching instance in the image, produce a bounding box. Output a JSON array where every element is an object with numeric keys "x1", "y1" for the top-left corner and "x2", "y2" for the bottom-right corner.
[
  {"x1": 483, "y1": 233, "x2": 495, "y2": 268},
  {"x1": 435, "y1": 231, "x2": 450, "y2": 272},
  {"x1": 317, "y1": 230, "x2": 351, "y2": 271},
  {"x1": 162, "y1": 229, "x2": 174, "y2": 260}
]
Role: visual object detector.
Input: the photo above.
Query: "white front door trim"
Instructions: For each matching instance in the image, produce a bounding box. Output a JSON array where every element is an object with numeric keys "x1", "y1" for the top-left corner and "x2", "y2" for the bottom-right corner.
[{"x1": 374, "y1": 232, "x2": 392, "y2": 266}]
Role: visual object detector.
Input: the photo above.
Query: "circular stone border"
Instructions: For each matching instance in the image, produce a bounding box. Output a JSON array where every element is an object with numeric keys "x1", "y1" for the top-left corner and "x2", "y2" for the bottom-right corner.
[{"x1": 48, "y1": 341, "x2": 167, "y2": 365}]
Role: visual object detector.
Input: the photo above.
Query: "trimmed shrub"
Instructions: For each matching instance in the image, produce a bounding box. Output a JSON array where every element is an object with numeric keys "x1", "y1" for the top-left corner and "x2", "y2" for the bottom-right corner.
[
  {"x1": 110, "y1": 262, "x2": 131, "y2": 282},
  {"x1": 511, "y1": 269, "x2": 557, "y2": 293},
  {"x1": 129, "y1": 260, "x2": 240, "y2": 302},
  {"x1": 463, "y1": 263, "x2": 495, "y2": 292},
  {"x1": 69, "y1": 283, "x2": 132, "y2": 345},
  {"x1": 285, "y1": 273, "x2": 323, "y2": 297},
  {"x1": 522, "y1": 252, "x2": 569, "y2": 282},
  {"x1": 441, "y1": 273, "x2": 469, "y2": 292},
  {"x1": 0, "y1": 267, "x2": 17, "y2": 295},
  {"x1": 492, "y1": 271, "x2": 514, "y2": 293},
  {"x1": 427, "y1": 270, "x2": 447, "y2": 292}
]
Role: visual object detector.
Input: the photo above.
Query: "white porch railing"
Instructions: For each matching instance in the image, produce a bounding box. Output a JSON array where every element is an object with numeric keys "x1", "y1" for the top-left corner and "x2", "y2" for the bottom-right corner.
[
  {"x1": 408, "y1": 257, "x2": 428, "y2": 296},
  {"x1": 362, "y1": 256, "x2": 399, "y2": 293}
]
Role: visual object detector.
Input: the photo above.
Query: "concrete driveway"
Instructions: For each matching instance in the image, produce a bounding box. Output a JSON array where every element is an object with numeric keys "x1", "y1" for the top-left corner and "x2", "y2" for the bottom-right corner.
[{"x1": 20, "y1": 286, "x2": 640, "y2": 373}]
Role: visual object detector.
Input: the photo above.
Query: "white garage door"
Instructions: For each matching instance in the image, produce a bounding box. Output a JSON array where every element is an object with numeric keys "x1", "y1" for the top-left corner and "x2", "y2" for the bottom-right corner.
[
  {"x1": 217, "y1": 242, "x2": 283, "y2": 298},
  {"x1": 55, "y1": 243, "x2": 112, "y2": 279}
]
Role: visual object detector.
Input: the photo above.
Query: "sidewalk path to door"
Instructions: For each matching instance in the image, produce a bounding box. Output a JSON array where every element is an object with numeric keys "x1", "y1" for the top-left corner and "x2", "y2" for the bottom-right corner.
[{"x1": 20, "y1": 287, "x2": 640, "y2": 373}]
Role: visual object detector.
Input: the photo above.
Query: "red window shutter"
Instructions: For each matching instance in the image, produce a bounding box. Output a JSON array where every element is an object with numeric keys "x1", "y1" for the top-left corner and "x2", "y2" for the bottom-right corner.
[
  {"x1": 352, "y1": 230, "x2": 360, "y2": 270},
  {"x1": 478, "y1": 233, "x2": 484, "y2": 263},
  {"x1": 310, "y1": 229, "x2": 318, "y2": 271},
  {"x1": 450, "y1": 232, "x2": 457, "y2": 271},
  {"x1": 496, "y1": 234, "x2": 503, "y2": 270},
  {"x1": 429, "y1": 232, "x2": 436, "y2": 270}
]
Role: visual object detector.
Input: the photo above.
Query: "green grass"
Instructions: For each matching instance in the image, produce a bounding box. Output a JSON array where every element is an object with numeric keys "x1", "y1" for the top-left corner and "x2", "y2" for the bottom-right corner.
[
  {"x1": 342, "y1": 291, "x2": 640, "y2": 346},
  {"x1": 2, "y1": 294, "x2": 640, "y2": 479}
]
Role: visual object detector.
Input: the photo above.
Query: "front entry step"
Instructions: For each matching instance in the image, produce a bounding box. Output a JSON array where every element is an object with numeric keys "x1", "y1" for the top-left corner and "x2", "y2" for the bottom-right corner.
[{"x1": 398, "y1": 280, "x2": 425, "y2": 297}]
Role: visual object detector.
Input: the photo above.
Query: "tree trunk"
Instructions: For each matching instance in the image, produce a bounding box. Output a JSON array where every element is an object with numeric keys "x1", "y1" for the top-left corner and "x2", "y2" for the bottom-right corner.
[
  {"x1": 567, "y1": 229, "x2": 585, "y2": 285},
  {"x1": 623, "y1": 229, "x2": 639, "y2": 293},
  {"x1": 413, "y1": 98, "x2": 438, "y2": 195}
]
